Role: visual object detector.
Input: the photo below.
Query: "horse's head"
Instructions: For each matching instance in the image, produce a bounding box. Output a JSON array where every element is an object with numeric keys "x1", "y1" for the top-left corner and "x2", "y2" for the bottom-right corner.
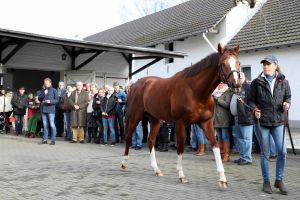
[{"x1": 217, "y1": 44, "x2": 241, "y2": 88}]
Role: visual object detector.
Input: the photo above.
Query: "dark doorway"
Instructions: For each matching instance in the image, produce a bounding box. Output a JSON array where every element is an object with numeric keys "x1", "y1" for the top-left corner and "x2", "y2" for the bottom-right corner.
[{"x1": 6, "y1": 69, "x2": 60, "y2": 94}]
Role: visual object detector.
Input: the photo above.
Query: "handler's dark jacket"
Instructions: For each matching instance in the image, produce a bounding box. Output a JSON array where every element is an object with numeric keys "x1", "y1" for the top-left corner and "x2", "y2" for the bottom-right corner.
[
  {"x1": 248, "y1": 72, "x2": 291, "y2": 126},
  {"x1": 11, "y1": 93, "x2": 28, "y2": 115},
  {"x1": 101, "y1": 93, "x2": 118, "y2": 116},
  {"x1": 236, "y1": 82, "x2": 254, "y2": 125}
]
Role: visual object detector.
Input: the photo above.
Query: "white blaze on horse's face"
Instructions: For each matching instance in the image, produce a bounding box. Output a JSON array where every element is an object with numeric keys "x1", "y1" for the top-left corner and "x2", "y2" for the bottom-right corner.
[{"x1": 228, "y1": 56, "x2": 239, "y2": 85}]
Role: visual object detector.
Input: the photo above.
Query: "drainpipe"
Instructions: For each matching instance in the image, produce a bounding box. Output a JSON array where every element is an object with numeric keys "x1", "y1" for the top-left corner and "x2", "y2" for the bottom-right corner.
[{"x1": 202, "y1": 30, "x2": 218, "y2": 53}]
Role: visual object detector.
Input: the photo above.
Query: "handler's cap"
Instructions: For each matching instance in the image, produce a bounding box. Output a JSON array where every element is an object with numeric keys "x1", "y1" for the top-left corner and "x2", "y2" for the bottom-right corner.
[{"x1": 260, "y1": 55, "x2": 278, "y2": 65}]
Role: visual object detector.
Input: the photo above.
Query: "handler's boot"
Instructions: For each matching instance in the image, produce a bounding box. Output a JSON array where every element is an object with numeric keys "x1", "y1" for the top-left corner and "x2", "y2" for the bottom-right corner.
[
  {"x1": 222, "y1": 141, "x2": 230, "y2": 162},
  {"x1": 274, "y1": 180, "x2": 288, "y2": 195},
  {"x1": 195, "y1": 144, "x2": 205, "y2": 156}
]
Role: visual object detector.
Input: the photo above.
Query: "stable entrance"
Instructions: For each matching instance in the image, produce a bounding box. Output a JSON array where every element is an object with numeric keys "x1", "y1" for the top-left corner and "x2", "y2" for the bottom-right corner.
[{"x1": 6, "y1": 68, "x2": 60, "y2": 93}]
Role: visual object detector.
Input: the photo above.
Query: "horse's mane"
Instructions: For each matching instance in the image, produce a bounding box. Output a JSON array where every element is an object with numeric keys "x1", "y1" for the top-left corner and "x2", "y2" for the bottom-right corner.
[{"x1": 183, "y1": 52, "x2": 220, "y2": 77}]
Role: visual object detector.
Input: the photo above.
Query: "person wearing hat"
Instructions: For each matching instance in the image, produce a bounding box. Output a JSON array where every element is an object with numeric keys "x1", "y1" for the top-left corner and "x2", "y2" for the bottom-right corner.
[
  {"x1": 11, "y1": 86, "x2": 28, "y2": 136},
  {"x1": 248, "y1": 55, "x2": 291, "y2": 195}
]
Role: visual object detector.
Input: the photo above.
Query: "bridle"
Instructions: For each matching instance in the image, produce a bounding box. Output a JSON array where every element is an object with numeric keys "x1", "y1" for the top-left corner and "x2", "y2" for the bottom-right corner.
[{"x1": 218, "y1": 63, "x2": 241, "y2": 87}]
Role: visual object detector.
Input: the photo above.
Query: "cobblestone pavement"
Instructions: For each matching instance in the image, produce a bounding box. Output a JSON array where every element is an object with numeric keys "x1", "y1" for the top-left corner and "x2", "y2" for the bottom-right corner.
[{"x1": 0, "y1": 134, "x2": 299, "y2": 200}]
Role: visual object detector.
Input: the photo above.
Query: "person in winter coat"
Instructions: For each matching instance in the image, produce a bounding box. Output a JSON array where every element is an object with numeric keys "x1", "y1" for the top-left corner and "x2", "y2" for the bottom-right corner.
[
  {"x1": 0, "y1": 89, "x2": 13, "y2": 133},
  {"x1": 213, "y1": 83, "x2": 234, "y2": 162},
  {"x1": 69, "y1": 81, "x2": 89, "y2": 143},
  {"x1": 27, "y1": 96, "x2": 41, "y2": 138},
  {"x1": 56, "y1": 81, "x2": 66, "y2": 137},
  {"x1": 113, "y1": 82, "x2": 127, "y2": 143},
  {"x1": 11, "y1": 86, "x2": 28, "y2": 135},
  {"x1": 86, "y1": 83, "x2": 98, "y2": 143},
  {"x1": 60, "y1": 85, "x2": 73, "y2": 141},
  {"x1": 92, "y1": 88, "x2": 105, "y2": 144},
  {"x1": 38, "y1": 78, "x2": 59, "y2": 145},
  {"x1": 230, "y1": 72, "x2": 254, "y2": 165},
  {"x1": 248, "y1": 55, "x2": 291, "y2": 195},
  {"x1": 101, "y1": 86, "x2": 118, "y2": 145}
]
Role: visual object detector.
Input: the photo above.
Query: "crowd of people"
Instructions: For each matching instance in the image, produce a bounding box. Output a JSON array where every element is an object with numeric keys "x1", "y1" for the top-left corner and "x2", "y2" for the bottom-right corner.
[{"x1": 0, "y1": 55, "x2": 291, "y2": 195}]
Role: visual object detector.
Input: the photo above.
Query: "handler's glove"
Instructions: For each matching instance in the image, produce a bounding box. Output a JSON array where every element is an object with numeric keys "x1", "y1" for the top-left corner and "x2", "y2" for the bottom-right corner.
[{"x1": 283, "y1": 102, "x2": 290, "y2": 111}]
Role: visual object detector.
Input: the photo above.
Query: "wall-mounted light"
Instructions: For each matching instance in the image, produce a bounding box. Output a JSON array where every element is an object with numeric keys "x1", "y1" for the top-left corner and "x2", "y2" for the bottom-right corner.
[{"x1": 61, "y1": 53, "x2": 67, "y2": 60}]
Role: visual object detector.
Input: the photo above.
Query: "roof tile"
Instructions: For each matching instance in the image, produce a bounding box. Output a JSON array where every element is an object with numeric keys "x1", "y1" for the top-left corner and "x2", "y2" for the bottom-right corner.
[{"x1": 85, "y1": 0, "x2": 235, "y2": 47}]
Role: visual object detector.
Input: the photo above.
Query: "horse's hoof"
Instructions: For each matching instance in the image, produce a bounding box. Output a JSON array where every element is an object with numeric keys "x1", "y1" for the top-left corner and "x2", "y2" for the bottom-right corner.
[
  {"x1": 178, "y1": 177, "x2": 189, "y2": 184},
  {"x1": 121, "y1": 164, "x2": 127, "y2": 169},
  {"x1": 155, "y1": 172, "x2": 164, "y2": 177},
  {"x1": 218, "y1": 181, "x2": 228, "y2": 188}
]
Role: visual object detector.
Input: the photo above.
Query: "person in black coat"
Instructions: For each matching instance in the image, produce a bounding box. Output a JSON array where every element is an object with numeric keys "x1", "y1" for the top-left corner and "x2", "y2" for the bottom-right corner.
[
  {"x1": 230, "y1": 72, "x2": 254, "y2": 165},
  {"x1": 101, "y1": 86, "x2": 118, "y2": 145},
  {"x1": 92, "y1": 88, "x2": 105, "y2": 144},
  {"x1": 11, "y1": 86, "x2": 28, "y2": 135},
  {"x1": 248, "y1": 55, "x2": 291, "y2": 195}
]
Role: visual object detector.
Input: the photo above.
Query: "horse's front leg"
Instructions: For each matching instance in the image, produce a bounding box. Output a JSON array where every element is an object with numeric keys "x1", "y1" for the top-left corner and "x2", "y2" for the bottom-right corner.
[
  {"x1": 176, "y1": 121, "x2": 188, "y2": 183},
  {"x1": 148, "y1": 119, "x2": 163, "y2": 176},
  {"x1": 200, "y1": 120, "x2": 228, "y2": 188}
]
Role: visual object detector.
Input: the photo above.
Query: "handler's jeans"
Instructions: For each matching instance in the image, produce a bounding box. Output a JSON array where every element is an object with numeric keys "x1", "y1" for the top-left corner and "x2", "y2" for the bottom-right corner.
[
  {"x1": 132, "y1": 121, "x2": 143, "y2": 147},
  {"x1": 215, "y1": 128, "x2": 230, "y2": 141},
  {"x1": 14, "y1": 114, "x2": 24, "y2": 134},
  {"x1": 256, "y1": 125, "x2": 286, "y2": 182},
  {"x1": 64, "y1": 112, "x2": 72, "y2": 140},
  {"x1": 103, "y1": 117, "x2": 116, "y2": 144},
  {"x1": 191, "y1": 124, "x2": 206, "y2": 149},
  {"x1": 42, "y1": 113, "x2": 57, "y2": 142},
  {"x1": 234, "y1": 118, "x2": 253, "y2": 162}
]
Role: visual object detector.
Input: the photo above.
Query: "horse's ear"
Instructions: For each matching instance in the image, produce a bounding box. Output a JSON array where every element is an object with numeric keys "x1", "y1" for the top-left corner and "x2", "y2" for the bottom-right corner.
[
  {"x1": 218, "y1": 43, "x2": 224, "y2": 54},
  {"x1": 234, "y1": 44, "x2": 240, "y2": 55}
]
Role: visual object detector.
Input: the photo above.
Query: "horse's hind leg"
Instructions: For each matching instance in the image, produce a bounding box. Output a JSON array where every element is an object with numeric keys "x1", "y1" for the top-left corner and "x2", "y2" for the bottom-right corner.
[
  {"x1": 148, "y1": 118, "x2": 163, "y2": 176},
  {"x1": 121, "y1": 114, "x2": 142, "y2": 170},
  {"x1": 176, "y1": 121, "x2": 188, "y2": 183},
  {"x1": 200, "y1": 119, "x2": 228, "y2": 188}
]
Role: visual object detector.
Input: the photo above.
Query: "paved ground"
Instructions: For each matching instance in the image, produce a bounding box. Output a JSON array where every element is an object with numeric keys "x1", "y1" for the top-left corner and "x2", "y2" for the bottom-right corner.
[{"x1": 0, "y1": 134, "x2": 300, "y2": 200}]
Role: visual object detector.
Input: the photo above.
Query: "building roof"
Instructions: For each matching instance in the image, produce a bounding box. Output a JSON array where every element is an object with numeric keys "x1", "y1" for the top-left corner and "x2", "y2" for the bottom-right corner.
[
  {"x1": 0, "y1": 28, "x2": 185, "y2": 58},
  {"x1": 228, "y1": 0, "x2": 300, "y2": 51},
  {"x1": 85, "y1": 0, "x2": 235, "y2": 47}
]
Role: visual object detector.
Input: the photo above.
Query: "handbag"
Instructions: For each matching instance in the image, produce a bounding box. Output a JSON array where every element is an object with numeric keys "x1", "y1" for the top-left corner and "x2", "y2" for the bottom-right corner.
[{"x1": 60, "y1": 95, "x2": 72, "y2": 111}]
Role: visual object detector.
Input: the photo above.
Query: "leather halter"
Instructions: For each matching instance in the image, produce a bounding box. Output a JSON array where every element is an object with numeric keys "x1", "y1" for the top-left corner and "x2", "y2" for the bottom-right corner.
[{"x1": 218, "y1": 63, "x2": 240, "y2": 86}]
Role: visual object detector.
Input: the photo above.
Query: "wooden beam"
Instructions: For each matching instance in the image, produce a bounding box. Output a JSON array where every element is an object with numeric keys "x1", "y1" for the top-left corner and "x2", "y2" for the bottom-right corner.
[
  {"x1": 71, "y1": 47, "x2": 77, "y2": 70},
  {"x1": 121, "y1": 53, "x2": 131, "y2": 65},
  {"x1": 62, "y1": 46, "x2": 72, "y2": 57},
  {"x1": 131, "y1": 57, "x2": 163, "y2": 77},
  {"x1": 78, "y1": 49, "x2": 99, "y2": 54},
  {"x1": 2, "y1": 41, "x2": 26, "y2": 64},
  {"x1": 132, "y1": 56, "x2": 160, "y2": 60},
  {"x1": 73, "y1": 51, "x2": 104, "y2": 70}
]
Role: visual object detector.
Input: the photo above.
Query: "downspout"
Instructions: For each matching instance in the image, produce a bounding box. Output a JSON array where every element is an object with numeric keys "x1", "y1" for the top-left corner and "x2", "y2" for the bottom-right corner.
[{"x1": 202, "y1": 30, "x2": 218, "y2": 53}]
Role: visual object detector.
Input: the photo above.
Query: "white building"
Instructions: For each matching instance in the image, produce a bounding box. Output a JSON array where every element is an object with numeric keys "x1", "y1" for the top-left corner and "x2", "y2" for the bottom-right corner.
[{"x1": 86, "y1": 0, "x2": 299, "y2": 126}]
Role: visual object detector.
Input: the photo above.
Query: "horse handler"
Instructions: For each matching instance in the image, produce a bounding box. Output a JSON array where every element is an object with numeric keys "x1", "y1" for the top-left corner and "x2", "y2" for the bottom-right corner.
[{"x1": 248, "y1": 55, "x2": 291, "y2": 195}]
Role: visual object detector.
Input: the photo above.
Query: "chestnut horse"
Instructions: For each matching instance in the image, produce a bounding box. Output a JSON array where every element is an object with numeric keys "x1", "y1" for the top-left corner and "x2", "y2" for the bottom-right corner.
[{"x1": 121, "y1": 44, "x2": 241, "y2": 188}]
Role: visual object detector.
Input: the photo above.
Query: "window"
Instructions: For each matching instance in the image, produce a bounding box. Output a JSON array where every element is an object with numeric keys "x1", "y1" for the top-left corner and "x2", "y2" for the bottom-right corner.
[
  {"x1": 241, "y1": 66, "x2": 251, "y2": 81},
  {"x1": 165, "y1": 42, "x2": 174, "y2": 64}
]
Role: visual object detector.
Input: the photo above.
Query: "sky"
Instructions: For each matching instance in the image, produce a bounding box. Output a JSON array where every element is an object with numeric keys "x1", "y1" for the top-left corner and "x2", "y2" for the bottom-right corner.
[{"x1": 0, "y1": 0, "x2": 185, "y2": 40}]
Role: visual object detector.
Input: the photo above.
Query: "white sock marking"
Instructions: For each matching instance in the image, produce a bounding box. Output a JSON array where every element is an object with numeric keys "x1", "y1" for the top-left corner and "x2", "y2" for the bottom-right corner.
[
  {"x1": 177, "y1": 155, "x2": 185, "y2": 178},
  {"x1": 150, "y1": 147, "x2": 159, "y2": 173},
  {"x1": 213, "y1": 147, "x2": 227, "y2": 182}
]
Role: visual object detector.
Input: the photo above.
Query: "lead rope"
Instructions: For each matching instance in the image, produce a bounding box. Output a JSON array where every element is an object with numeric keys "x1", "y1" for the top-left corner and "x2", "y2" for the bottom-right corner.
[{"x1": 236, "y1": 94, "x2": 273, "y2": 162}]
